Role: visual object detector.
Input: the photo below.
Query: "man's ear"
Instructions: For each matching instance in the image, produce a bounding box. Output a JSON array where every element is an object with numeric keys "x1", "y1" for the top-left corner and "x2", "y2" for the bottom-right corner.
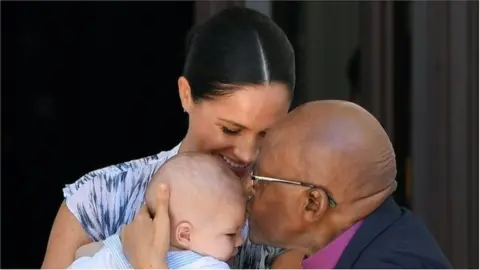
[
  {"x1": 175, "y1": 221, "x2": 193, "y2": 248},
  {"x1": 302, "y1": 189, "x2": 329, "y2": 222},
  {"x1": 178, "y1": 76, "x2": 194, "y2": 113}
]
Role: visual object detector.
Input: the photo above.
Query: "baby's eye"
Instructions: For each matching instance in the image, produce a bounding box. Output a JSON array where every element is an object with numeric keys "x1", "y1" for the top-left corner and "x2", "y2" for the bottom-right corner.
[{"x1": 226, "y1": 233, "x2": 237, "y2": 238}]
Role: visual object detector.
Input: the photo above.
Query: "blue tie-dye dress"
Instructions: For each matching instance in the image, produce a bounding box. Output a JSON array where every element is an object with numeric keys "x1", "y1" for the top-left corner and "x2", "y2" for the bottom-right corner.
[{"x1": 63, "y1": 143, "x2": 284, "y2": 269}]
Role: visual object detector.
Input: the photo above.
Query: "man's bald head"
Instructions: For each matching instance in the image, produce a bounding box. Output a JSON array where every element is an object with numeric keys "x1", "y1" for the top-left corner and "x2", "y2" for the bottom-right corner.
[
  {"x1": 146, "y1": 152, "x2": 245, "y2": 224},
  {"x1": 262, "y1": 100, "x2": 396, "y2": 202},
  {"x1": 248, "y1": 100, "x2": 397, "y2": 251}
]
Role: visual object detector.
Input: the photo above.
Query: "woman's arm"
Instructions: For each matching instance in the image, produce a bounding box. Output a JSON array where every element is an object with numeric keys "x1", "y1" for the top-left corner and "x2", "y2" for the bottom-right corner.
[
  {"x1": 42, "y1": 168, "x2": 152, "y2": 268},
  {"x1": 41, "y1": 147, "x2": 177, "y2": 268},
  {"x1": 42, "y1": 158, "x2": 162, "y2": 268},
  {"x1": 41, "y1": 202, "x2": 92, "y2": 269}
]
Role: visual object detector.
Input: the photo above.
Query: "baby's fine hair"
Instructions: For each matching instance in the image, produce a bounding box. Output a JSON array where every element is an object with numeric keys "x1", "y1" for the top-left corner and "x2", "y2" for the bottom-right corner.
[{"x1": 146, "y1": 152, "x2": 246, "y2": 219}]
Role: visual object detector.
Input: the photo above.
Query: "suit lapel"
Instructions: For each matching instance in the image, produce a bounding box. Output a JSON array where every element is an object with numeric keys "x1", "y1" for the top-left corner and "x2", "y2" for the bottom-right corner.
[{"x1": 335, "y1": 197, "x2": 403, "y2": 269}]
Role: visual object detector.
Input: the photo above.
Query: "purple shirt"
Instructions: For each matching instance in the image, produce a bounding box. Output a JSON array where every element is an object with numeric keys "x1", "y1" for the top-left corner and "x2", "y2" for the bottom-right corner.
[{"x1": 301, "y1": 221, "x2": 363, "y2": 269}]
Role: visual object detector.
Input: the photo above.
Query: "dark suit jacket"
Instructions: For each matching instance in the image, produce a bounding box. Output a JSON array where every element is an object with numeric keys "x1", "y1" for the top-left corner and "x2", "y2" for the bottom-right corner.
[{"x1": 335, "y1": 197, "x2": 452, "y2": 269}]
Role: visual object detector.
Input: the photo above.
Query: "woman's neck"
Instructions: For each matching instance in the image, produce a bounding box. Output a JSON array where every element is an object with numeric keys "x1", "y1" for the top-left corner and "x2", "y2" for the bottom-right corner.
[{"x1": 178, "y1": 132, "x2": 195, "y2": 153}]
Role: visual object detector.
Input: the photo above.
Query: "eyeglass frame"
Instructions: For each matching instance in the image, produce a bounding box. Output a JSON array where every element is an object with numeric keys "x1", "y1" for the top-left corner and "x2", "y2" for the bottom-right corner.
[{"x1": 250, "y1": 174, "x2": 337, "y2": 208}]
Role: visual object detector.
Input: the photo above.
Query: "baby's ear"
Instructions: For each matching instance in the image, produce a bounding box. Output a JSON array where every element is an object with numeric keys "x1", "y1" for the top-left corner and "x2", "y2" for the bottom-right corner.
[{"x1": 175, "y1": 222, "x2": 193, "y2": 248}]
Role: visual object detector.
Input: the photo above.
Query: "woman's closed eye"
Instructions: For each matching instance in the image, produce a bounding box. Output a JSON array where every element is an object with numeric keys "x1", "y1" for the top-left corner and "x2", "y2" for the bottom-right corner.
[{"x1": 222, "y1": 126, "x2": 241, "y2": 135}]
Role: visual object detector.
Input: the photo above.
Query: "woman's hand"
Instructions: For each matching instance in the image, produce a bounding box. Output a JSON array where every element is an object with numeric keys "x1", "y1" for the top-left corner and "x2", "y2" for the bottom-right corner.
[{"x1": 120, "y1": 184, "x2": 171, "y2": 269}]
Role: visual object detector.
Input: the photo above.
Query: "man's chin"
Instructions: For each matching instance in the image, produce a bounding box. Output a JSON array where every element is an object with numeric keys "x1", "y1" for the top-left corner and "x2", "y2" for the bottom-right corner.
[
  {"x1": 249, "y1": 231, "x2": 288, "y2": 249},
  {"x1": 247, "y1": 232, "x2": 260, "y2": 244},
  {"x1": 248, "y1": 230, "x2": 271, "y2": 246}
]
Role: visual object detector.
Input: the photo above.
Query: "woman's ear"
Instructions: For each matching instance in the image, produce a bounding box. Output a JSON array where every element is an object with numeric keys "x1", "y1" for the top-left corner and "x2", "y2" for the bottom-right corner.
[
  {"x1": 178, "y1": 76, "x2": 194, "y2": 113},
  {"x1": 174, "y1": 221, "x2": 193, "y2": 249}
]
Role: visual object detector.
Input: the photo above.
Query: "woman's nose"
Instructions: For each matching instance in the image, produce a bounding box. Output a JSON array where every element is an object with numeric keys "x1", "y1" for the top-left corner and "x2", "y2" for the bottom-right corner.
[{"x1": 234, "y1": 136, "x2": 259, "y2": 165}]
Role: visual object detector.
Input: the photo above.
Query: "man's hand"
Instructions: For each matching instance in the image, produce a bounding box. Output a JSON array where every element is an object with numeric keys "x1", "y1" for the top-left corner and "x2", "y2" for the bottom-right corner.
[{"x1": 120, "y1": 184, "x2": 171, "y2": 269}]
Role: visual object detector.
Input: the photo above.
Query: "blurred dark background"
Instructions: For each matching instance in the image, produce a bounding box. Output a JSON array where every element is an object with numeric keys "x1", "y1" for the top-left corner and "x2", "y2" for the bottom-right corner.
[{"x1": 1, "y1": 1, "x2": 478, "y2": 268}]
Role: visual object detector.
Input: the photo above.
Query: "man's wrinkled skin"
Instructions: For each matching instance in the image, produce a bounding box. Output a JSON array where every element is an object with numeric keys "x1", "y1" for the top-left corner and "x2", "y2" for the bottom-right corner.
[{"x1": 247, "y1": 100, "x2": 397, "y2": 257}]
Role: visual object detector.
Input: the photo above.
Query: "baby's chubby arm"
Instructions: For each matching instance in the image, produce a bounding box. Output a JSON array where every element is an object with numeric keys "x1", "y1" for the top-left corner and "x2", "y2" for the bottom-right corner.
[
  {"x1": 75, "y1": 241, "x2": 104, "y2": 259},
  {"x1": 68, "y1": 235, "x2": 131, "y2": 269}
]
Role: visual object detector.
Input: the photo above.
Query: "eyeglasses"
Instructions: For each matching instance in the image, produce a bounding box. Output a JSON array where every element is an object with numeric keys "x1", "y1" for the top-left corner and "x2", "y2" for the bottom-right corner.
[{"x1": 250, "y1": 174, "x2": 337, "y2": 208}]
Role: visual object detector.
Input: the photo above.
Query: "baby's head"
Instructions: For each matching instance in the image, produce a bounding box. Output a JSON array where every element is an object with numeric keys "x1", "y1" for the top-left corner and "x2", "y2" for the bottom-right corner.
[{"x1": 146, "y1": 152, "x2": 246, "y2": 261}]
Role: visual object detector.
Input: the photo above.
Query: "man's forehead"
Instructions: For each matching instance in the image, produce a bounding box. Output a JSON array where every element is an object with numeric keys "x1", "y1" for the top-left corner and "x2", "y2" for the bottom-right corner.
[
  {"x1": 256, "y1": 140, "x2": 306, "y2": 182},
  {"x1": 257, "y1": 127, "x2": 342, "y2": 188},
  {"x1": 255, "y1": 101, "x2": 349, "y2": 183}
]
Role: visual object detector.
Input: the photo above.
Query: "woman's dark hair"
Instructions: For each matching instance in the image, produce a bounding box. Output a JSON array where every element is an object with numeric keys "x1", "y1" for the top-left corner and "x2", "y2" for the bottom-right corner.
[{"x1": 183, "y1": 7, "x2": 295, "y2": 102}]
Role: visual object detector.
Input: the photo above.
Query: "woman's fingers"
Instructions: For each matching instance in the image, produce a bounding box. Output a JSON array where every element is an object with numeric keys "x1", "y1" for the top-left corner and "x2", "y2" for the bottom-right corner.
[
  {"x1": 137, "y1": 203, "x2": 153, "y2": 219},
  {"x1": 119, "y1": 205, "x2": 149, "y2": 245},
  {"x1": 119, "y1": 186, "x2": 170, "y2": 269},
  {"x1": 153, "y1": 184, "x2": 170, "y2": 218},
  {"x1": 152, "y1": 184, "x2": 171, "y2": 253}
]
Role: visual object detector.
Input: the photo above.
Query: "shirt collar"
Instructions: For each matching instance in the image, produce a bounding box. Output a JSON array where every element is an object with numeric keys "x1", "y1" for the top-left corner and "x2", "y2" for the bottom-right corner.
[
  {"x1": 301, "y1": 221, "x2": 363, "y2": 269},
  {"x1": 168, "y1": 142, "x2": 182, "y2": 159},
  {"x1": 166, "y1": 250, "x2": 203, "y2": 269}
]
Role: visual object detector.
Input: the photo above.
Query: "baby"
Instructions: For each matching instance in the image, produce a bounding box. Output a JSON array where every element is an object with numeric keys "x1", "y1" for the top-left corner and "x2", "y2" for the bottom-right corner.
[{"x1": 69, "y1": 152, "x2": 247, "y2": 269}]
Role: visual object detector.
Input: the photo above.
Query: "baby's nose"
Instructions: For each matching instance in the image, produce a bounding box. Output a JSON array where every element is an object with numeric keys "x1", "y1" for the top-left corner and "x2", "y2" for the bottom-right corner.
[{"x1": 235, "y1": 234, "x2": 245, "y2": 247}]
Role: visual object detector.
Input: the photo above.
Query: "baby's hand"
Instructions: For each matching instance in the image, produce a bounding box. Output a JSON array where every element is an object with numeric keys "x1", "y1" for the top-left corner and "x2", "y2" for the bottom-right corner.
[{"x1": 75, "y1": 241, "x2": 104, "y2": 259}]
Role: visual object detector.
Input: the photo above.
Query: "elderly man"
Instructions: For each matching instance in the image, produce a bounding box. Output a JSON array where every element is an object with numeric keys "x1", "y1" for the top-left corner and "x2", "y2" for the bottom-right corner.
[
  {"x1": 114, "y1": 100, "x2": 451, "y2": 269},
  {"x1": 245, "y1": 100, "x2": 451, "y2": 268}
]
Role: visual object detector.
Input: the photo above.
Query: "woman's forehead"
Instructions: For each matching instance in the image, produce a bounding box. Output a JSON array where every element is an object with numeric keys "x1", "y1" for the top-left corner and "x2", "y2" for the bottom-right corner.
[{"x1": 202, "y1": 83, "x2": 290, "y2": 129}]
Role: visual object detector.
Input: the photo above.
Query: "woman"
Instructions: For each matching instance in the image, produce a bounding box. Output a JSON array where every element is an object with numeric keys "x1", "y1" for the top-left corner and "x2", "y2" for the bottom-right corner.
[{"x1": 42, "y1": 7, "x2": 296, "y2": 269}]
